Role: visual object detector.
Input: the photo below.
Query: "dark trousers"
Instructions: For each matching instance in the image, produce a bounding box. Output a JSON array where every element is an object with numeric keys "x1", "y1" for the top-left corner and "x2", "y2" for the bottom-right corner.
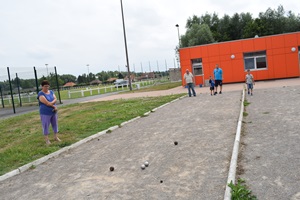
[{"x1": 187, "y1": 83, "x2": 196, "y2": 97}]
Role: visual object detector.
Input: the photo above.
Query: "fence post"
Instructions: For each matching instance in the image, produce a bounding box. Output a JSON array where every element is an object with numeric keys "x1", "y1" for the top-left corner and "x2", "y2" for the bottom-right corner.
[
  {"x1": 0, "y1": 86, "x2": 4, "y2": 108},
  {"x1": 7, "y1": 67, "x2": 16, "y2": 113},
  {"x1": 90, "y1": 89, "x2": 92, "y2": 95},
  {"x1": 81, "y1": 90, "x2": 84, "y2": 97},
  {"x1": 98, "y1": 88, "x2": 100, "y2": 94},
  {"x1": 16, "y1": 73, "x2": 22, "y2": 107},
  {"x1": 54, "y1": 66, "x2": 62, "y2": 104},
  {"x1": 68, "y1": 91, "x2": 71, "y2": 99}
]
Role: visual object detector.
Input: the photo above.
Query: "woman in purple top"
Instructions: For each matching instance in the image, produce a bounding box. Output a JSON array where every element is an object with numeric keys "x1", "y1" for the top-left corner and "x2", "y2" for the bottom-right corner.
[{"x1": 37, "y1": 80, "x2": 61, "y2": 145}]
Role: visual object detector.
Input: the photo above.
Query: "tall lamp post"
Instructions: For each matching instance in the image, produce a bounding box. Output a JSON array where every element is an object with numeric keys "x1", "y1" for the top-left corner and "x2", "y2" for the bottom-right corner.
[
  {"x1": 87, "y1": 64, "x2": 89, "y2": 84},
  {"x1": 45, "y1": 64, "x2": 49, "y2": 77},
  {"x1": 175, "y1": 24, "x2": 181, "y2": 68},
  {"x1": 120, "y1": 0, "x2": 132, "y2": 90},
  {"x1": 175, "y1": 24, "x2": 180, "y2": 46}
]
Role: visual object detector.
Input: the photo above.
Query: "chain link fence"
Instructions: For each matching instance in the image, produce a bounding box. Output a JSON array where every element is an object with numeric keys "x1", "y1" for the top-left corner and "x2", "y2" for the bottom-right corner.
[{"x1": 0, "y1": 66, "x2": 61, "y2": 114}]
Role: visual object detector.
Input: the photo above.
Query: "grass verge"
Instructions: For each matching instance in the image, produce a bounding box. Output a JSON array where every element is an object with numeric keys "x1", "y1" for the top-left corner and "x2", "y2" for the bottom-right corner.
[{"x1": 125, "y1": 81, "x2": 182, "y2": 93}]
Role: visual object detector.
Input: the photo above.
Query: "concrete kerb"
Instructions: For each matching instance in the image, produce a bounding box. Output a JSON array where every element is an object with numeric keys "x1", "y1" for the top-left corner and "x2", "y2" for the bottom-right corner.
[
  {"x1": 224, "y1": 89, "x2": 246, "y2": 200},
  {"x1": 0, "y1": 95, "x2": 186, "y2": 182}
]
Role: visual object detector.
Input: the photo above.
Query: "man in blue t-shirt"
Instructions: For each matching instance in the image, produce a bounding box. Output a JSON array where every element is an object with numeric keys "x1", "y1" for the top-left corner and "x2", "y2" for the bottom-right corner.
[{"x1": 213, "y1": 64, "x2": 223, "y2": 95}]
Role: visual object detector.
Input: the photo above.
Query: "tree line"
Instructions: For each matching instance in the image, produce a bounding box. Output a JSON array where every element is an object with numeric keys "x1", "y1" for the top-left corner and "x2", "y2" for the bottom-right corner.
[{"x1": 180, "y1": 5, "x2": 300, "y2": 48}]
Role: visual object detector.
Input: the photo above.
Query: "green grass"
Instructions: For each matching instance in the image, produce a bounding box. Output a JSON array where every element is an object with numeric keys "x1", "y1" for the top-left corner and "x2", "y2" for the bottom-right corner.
[
  {"x1": 228, "y1": 179, "x2": 257, "y2": 200},
  {"x1": 0, "y1": 94, "x2": 184, "y2": 176},
  {"x1": 126, "y1": 81, "x2": 182, "y2": 93}
]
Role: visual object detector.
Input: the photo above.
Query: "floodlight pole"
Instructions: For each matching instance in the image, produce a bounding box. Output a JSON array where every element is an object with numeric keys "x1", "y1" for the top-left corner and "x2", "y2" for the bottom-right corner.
[
  {"x1": 175, "y1": 24, "x2": 181, "y2": 68},
  {"x1": 120, "y1": 0, "x2": 132, "y2": 90},
  {"x1": 175, "y1": 24, "x2": 180, "y2": 47},
  {"x1": 45, "y1": 64, "x2": 49, "y2": 77}
]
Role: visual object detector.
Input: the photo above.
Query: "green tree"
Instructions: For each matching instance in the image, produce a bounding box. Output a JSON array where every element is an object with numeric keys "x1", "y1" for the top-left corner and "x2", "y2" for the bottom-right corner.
[
  {"x1": 218, "y1": 14, "x2": 231, "y2": 41},
  {"x1": 285, "y1": 11, "x2": 300, "y2": 32},
  {"x1": 38, "y1": 73, "x2": 63, "y2": 89},
  {"x1": 181, "y1": 24, "x2": 215, "y2": 47},
  {"x1": 60, "y1": 74, "x2": 76, "y2": 84},
  {"x1": 240, "y1": 12, "x2": 254, "y2": 38},
  {"x1": 88, "y1": 73, "x2": 95, "y2": 83},
  {"x1": 210, "y1": 13, "x2": 221, "y2": 41},
  {"x1": 180, "y1": 4, "x2": 300, "y2": 49},
  {"x1": 118, "y1": 73, "x2": 124, "y2": 79},
  {"x1": 228, "y1": 13, "x2": 242, "y2": 40},
  {"x1": 186, "y1": 15, "x2": 200, "y2": 29}
]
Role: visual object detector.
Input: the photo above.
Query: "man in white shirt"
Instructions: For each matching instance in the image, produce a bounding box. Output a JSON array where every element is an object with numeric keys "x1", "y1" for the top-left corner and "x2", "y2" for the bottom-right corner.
[{"x1": 183, "y1": 69, "x2": 196, "y2": 97}]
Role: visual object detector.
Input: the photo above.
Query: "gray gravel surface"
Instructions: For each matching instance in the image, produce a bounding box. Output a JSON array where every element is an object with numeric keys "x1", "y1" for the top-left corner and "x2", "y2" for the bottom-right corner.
[
  {"x1": 0, "y1": 91, "x2": 242, "y2": 200},
  {"x1": 240, "y1": 85, "x2": 300, "y2": 200}
]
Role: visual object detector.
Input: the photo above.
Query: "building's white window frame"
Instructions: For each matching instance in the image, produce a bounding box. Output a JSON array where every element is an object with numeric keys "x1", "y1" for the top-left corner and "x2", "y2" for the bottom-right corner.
[
  {"x1": 243, "y1": 51, "x2": 267, "y2": 71},
  {"x1": 191, "y1": 58, "x2": 203, "y2": 76}
]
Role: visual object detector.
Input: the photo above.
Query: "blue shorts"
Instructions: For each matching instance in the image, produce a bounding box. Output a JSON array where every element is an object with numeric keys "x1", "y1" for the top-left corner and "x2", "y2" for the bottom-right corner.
[{"x1": 247, "y1": 83, "x2": 253, "y2": 89}]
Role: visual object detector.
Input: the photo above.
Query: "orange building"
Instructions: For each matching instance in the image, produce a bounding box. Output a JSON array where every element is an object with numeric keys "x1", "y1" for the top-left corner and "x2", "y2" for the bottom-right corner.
[{"x1": 179, "y1": 32, "x2": 300, "y2": 86}]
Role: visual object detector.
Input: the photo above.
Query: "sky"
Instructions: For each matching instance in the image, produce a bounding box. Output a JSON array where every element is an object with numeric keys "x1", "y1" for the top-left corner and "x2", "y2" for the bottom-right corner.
[{"x1": 0, "y1": 0, "x2": 299, "y2": 78}]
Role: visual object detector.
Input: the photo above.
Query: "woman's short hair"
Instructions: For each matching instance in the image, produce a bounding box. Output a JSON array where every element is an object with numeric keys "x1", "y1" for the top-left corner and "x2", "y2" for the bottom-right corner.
[{"x1": 41, "y1": 80, "x2": 50, "y2": 86}]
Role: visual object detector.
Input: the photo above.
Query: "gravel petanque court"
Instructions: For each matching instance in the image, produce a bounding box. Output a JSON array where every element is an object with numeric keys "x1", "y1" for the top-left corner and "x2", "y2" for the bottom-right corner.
[{"x1": 0, "y1": 90, "x2": 242, "y2": 200}]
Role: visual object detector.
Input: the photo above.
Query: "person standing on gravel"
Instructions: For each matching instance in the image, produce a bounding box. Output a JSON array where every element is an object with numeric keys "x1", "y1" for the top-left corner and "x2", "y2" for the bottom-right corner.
[
  {"x1": 245, "y1": 69, "x2": 255, "y2": 95},
  {"x1": 213, "y1": 64, "x2": 223, "y2": 95},
  {"x1": 183, "y1": 69, "x2": 196, "y2": 97},
  {"x1": 209, "y1": 76, "x2": 215, "y2": 96}
]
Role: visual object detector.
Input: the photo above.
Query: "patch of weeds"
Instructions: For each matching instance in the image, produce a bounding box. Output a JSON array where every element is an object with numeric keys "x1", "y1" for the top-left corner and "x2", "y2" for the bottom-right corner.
[
  {"x1": 106, "y1": 130, "x2": 112, "y2": 134},
  {"x1": 29, "y1": 165, "x2": 36, "y2": 170},
  {"x1": 262, "y1": 112, "x2": 270, "y2": 114},
  {"x1": 228, "y1": 179, "x2": 257, "y2": 200},
  {"x1": 141, "y1": 114, "x2": 149, "y2": 117},
  {"x1": 118, "y1": 124, "x2": 122, "y2": 128},
  {"x1": 243, "y1": 100, "x2": 250, "y2": 107},
  {"x1": 243, "y1": 112, "x2": 248, "y2": 117}
]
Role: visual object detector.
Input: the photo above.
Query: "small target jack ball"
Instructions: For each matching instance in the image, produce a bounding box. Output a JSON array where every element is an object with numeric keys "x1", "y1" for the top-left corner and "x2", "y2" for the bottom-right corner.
[
  {"x1": 141, "y1": 164, "x2": 146, "y2": 170},
  {"x1": 174, "y1": 141, "x2": 178, "y2": 145},
  {"x1": 160, "y1": 180, "x2": 163, "y2": 183},
  {"x1": 109, "y1": 167, "x2": 114, "y2": 171},
  {"x1": 144, "y1": 161, "x2": 149, "y2": 167}
]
